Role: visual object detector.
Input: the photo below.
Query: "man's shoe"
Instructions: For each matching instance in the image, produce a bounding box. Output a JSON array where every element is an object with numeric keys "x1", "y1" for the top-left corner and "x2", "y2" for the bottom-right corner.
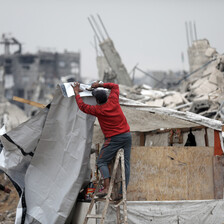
[{"x1": 96, "y1": 191, "x2": 107, "y2": 198}]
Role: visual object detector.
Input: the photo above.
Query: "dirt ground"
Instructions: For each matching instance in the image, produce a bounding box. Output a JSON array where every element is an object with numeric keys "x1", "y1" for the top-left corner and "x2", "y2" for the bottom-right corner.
[{"x1": 0, "y1": 173, "x2": 19, "y2": 224}]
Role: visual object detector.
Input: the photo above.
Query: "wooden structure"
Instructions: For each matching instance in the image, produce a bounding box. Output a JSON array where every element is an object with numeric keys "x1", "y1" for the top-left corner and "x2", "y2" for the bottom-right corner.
[
  {"x1": 84, "y1": 149, "x2": 128, "y2": 224},
  {"x1": 127, "y1": 146, "x2": 224, "y2": 201}
]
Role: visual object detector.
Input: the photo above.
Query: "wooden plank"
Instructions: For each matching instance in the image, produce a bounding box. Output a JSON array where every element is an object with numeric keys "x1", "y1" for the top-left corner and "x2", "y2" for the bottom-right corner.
[
  {"x1": 213, "y1": 156, "x2": 224, "y2": 199},
  {"x1": 86, "y1": 214, "x2": 102, "y2": 218},
  {"x1": 128, "y1": 146, "x2": 214, "y2": 201},
  {"x1": 13, "y1": 96, "x2": 46, "y2": 109}
]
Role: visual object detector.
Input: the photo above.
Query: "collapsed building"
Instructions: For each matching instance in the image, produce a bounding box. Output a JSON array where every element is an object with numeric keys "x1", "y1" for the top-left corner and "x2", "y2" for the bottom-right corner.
[
  {"x1": 108, "y1": 39, "x2": 224, "y2": 125},
  {"x1": 89, "y1": 16, "x2": 224, "y2": 123},
  {"x1": 88, "y1": 15, "x2": 133, "y2": 87}
]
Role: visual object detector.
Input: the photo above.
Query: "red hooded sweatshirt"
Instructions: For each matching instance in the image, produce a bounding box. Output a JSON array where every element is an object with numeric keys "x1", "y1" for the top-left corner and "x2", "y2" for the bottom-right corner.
[{"x1": 75, "y1": 83, "x2": 130, "y2": 138}]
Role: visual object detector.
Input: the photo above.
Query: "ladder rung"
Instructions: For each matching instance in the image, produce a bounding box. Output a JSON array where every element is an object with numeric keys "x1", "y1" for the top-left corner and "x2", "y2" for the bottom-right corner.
[
  {"x1": 86, "y1": 214, "x2": 102, "y2": 219},
  {"x1": 114, "y1": 199, "x2": 124, "y2": 208},
  {"x1": 94, "y1": 197, "x2": 120, "y2": 204},
  {"x1": 94, "y1": 197, "x2": 106, "y2": 201}
]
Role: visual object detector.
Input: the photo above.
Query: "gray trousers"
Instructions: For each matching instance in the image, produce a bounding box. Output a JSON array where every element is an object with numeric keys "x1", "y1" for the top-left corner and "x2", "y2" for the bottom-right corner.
[{"x1": 97, "y1": 132, "x2": 132, "y2": 191}]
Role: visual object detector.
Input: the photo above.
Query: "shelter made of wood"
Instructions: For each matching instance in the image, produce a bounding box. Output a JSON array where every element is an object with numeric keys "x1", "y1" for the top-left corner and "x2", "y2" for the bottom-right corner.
[{"x1": 92, "y1": 104, "x2": 224, "y2": 201}]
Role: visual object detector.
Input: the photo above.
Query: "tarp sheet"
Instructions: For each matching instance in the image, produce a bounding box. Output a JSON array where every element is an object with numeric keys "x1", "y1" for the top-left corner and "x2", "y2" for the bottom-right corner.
[
  {"x1": 0, "y1": 84, "x2": 96, "y2": 224},
  {"x1": 97, "y1": 200, "x2": 224, "y2": 224}
]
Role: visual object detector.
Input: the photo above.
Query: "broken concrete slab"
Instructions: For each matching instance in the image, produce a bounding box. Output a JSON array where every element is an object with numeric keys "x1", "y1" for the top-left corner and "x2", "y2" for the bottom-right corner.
[
  {"x1": 181, "y1": 93, "x2": 190, "y2": 104},
  {"x1": 189, "y1": 77, "x2": 208, "y2": 90},
  {"x1": 205, "y1": 47, "x2": 217, "y2": 57},
  {"x1": 209, "y1": 68, "x2": 224, "y2": 85},
  {"x1": 145, "y1": 99, "x2": 164, "y2": 107},
  {"x1": 194, "y1": 94, "x2": 209, "y2": 101},
  {"x1": 193, "y1": 80, "x2": 217, "y2": 96},
  {"x1": 174, "y1": 102, "x2": 192, "y2": 111},
  {"x1": 140, "y1": 89, "x2": 167, "y2": 99},
  {"x1": 190, "y1": 100, "x2": 212, "y2": 114},
  {"x1": 163, "y1": 92, "x2": 183, "y2": 106},
  {"x1": 202, "y1": 64, "x2": 216, "y2": 77}
]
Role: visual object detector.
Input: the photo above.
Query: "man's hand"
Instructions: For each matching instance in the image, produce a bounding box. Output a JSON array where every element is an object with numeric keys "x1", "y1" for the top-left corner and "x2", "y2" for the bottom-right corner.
[
  {"x1": 91, "y1": 81, "x2": 103, "y2": 89},
  {"x1": 71, "y1": 82, "x2": 83, "y2": 95}
]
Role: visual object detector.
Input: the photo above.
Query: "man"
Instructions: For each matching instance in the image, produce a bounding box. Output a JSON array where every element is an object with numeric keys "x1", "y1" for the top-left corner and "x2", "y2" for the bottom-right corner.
[{"x1": 72, "y1": 81, "x2": 132, "y2": 198}]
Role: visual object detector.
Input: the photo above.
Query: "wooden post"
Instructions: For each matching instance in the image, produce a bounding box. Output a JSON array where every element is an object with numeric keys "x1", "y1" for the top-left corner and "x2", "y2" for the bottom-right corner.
[
  {"x1": 213, "y1": 155, "x2": 224, "y2": 199},
  {"x1": 140, "y1": 132, "x2": 145, "y2": 146},
  {"x1": 13, "y1": 96, "x2": 46, "y2": 109}
]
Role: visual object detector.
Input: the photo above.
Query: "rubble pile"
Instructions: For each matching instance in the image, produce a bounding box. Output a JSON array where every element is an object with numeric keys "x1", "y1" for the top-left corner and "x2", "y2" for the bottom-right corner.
[
  {"x1": 183, "y1": 55, "x2": 224, "y2": 119},
  {"x1": 119, "y1": 44, "x2": 224, "y2": 122},
  {"x1": 119, "y1": 84, "x2": 187, "y2": 108}
]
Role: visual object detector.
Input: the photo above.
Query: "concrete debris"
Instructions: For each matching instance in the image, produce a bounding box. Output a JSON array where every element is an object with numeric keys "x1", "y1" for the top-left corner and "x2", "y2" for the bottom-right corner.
[
  {"x1": 208, "y1": 68, "x2": 222, "y2": 85},
  {"x1": 146, "y1": 99, "x2": 164, "y2": 107},
  {"x1": 189, "y1": 77, "x2": 207, "y2": 90},
  {"x1": 88, "y1": 18, "x2": 224, "y2": 122},
  {"x1": 188, "y1": 39, "x2": 212, "y2": 73},
  {"x1": 163, "y1": 92, "x2": 183, "y2": 106},
  {"x1": 193, "y1": 80, "x2": 217, "y2": 96},
  {"x1": 140, "y1": 89, "x2": 167, "y2": 99},
  {"x1": 189, "y1": 100, "x2": 212, "y2": 114},
  {"x1": 205, "y1": 47, "x2": 217, "y2": 57},
  {"x1": 117, "y1": 39, "x2": 224, "y2": 122},
  {"x1": 89, "y1": 15, "x2": 133, "y2": 87}
]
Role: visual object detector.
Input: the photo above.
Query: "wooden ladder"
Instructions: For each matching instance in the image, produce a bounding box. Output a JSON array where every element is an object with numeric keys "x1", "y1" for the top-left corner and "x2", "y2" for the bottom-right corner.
[{"x1": 83, "y1": 148, "x2": 128, "y2": 224}]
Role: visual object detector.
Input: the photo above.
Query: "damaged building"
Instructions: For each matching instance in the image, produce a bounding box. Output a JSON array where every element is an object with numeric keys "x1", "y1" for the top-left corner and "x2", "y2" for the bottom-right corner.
[
  {"x1": 110, "y1": 39, "x2": 224, "y2": 124},
  {"x1": 0, "y1": 34, "x2": 81, "y2": 111}
]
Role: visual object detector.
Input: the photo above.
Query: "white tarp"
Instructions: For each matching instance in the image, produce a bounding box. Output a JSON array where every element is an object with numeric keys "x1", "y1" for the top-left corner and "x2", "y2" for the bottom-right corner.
[
  {"x1": 0, "y1": 125, "x2": 6, "y2": 135},
  {"x1": 97, "y1": 200, "x2": 224, "y2": 224},
  {"x1": 0, "y1": 84, "x2": 96, "y2": 224}
]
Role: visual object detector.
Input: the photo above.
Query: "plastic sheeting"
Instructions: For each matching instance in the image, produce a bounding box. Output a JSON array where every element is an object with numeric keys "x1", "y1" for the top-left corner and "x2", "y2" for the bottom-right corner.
[
  {"x1": 97, "y1": 200, "x2": 224, "y2": 224},
  {"x1": 139, "y1": 107, "x2": 223, "y2": 131},
  {"x1": 0, "y1": 84, "x2": 96, "y2": 224},
  {"x1": 119, "y1": 97, "x2": 223, "y2": 131}
]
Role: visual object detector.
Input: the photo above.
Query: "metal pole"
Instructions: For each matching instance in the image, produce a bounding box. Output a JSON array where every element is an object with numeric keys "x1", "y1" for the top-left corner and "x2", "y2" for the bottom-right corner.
[
  {"x1": 97, "y1": 14, "x2": 110, "y2": 39},
  {"x1": 185, "y1": 21, "x2": 190, "y2": 47},
  {"x1": 189, "y1": 21, "x2": 194, "y2": 43},
  {"x1": 90, "y1": 15, "x2": 105, "y2": 41},
  {"x1": 194, "y1": 21, "x2": 198, "y2": 41},
  {"x1": 87, "y1": 17, "x2": 101, "y2": 43}
]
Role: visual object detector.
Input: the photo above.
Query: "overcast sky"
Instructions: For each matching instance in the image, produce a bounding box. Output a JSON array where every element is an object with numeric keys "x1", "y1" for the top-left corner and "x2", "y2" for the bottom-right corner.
[{"x1": 0, "y1": 0, "x2": 223, "y2": 80}]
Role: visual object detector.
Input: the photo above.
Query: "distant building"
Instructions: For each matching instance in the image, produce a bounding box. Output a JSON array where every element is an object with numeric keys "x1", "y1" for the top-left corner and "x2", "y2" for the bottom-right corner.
[{"x1": 0, "y1": 34, "x2": 81, "y2": 109}]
